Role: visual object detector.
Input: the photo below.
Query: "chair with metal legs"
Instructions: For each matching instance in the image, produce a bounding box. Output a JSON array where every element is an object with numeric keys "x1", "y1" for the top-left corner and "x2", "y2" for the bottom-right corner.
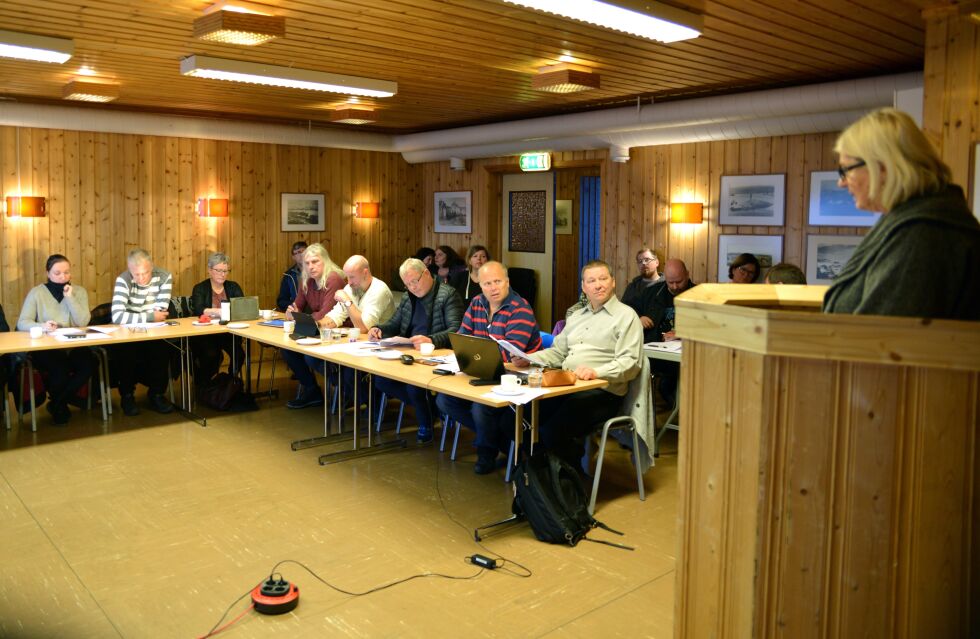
[
  {"x1": 586, "y1": 416, "x2": 646, "y2": 516},
  {"x1": 376, "y1": 393, "x2": 405, "y2": 434}
]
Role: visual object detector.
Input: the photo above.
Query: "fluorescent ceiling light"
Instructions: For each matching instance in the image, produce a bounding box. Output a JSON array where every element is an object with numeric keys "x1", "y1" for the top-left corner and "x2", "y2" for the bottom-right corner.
[
  {"x1": 180, "y1": 55, "x2": 397, "y2": 98},
  {"x1": 0, "y1": 29, "x2": 73, "y2": 64},
  {"x1": 502, "y1": 0, "x2": 702, "y2": 43},
  {"x1": 63, "y1": 80, "x2": 119, "y2": 102}
]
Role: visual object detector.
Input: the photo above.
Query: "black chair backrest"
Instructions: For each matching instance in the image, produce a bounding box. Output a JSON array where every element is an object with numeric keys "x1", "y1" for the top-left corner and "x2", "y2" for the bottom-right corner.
[
  {"x1": 90, "y1": 302, "x2": 112, "y2": 326},
  {"x1": 169, "y1": 296, "x2": 193, "y2": 318},
  {"x1": 508, "y1": 267, "x2": 537, "y2": 308}
]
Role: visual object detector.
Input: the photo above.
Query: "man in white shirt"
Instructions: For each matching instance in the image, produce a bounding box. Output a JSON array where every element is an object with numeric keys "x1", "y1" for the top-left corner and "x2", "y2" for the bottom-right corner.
[
  {"x1": 514, "y1": 260, "x2": 643, "y2": 467},
  {"x1": 320, "y1": 255, "x2": 395, "y2": 330}
]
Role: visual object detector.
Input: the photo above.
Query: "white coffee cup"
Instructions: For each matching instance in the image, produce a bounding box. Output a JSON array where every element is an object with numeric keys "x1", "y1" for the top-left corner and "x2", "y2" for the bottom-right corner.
[
  {"x1": 283, "y1": 320, "x2": 296, "y2": 334},
  {"x1": 500, "y1": 374, "x2": 523, "y2": 388},
  {"x1": 348, "y1": 328, "x2": 361, "y2": 342},
  {"x1": 260, "y1": 309, "x2": 273, "y2": 320},
  {"x1": 29, "y1": 326, "x2": 43, "y2": 339},
  {"x1": 419, "y1": 342, "x2": 434, "y2": 355}
]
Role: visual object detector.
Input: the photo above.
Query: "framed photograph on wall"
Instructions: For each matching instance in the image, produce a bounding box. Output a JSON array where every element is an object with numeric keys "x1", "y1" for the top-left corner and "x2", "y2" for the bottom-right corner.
[
  {"x1": 719, "y1": 174, "x2": 785, "y2": 226},
  {"x1": 806, "y1": 234, "x2": 863, "y2": 284},
  {"x1": 717, "y1": 234, "x2": 783, "y2": 282},
  {"x1": 808, "y1": 171, "x2": 880, "y2": 227},
  {"x1": 555, "y1": 199, "x2": 572, "y2": 235},
  {"x1": 281, "y1": 193, "x2": 325, "y2": 232},
  {"x1": 434, "y1": 191, "x2": 472, "y2": 233}
]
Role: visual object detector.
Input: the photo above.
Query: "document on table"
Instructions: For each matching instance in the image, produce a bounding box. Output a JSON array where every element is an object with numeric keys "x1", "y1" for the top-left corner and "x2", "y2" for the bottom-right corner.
[
  {"x1": 644, "y1": 340, "x2": 682, "y2": 353},
  {"x1": 490, "y1": 336, "x2": 531, "y2": 360},
  {"x1": 378, "y1": 336, "x2": 414, "y2": 347},
  {"x1": 131, "y1": 322, "x2": 167, "y2": 329},
  {"x1": 88, "y1": 325, "x2": 119, "y2": 334},
  {"x1": 433, "y1": 355, "x2": 460, "y2": 373}
]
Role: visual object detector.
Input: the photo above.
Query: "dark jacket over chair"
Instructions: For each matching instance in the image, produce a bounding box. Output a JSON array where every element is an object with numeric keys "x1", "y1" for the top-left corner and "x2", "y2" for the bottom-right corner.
[
  {"x1": 376, "y1": 280, "x2": 463, "y2": 349},
  {"x1": 823, "y1": 185, "x2": 980, "y2": 320},
  {"x1": 276, "y1": 265, "x2": 301, "y2": 311},
  {"x1": 191, "y1": 280, "x2": 245, "y2": 317}
]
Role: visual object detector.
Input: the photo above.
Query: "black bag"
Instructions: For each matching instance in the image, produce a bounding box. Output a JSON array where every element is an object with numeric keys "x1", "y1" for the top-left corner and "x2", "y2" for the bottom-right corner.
[
  {"x1": 512, "y1": 450, "x2": 625, "y2": 547},
  {"x1": 198, "y1": 373, "x2": 257, "y2": 412}
]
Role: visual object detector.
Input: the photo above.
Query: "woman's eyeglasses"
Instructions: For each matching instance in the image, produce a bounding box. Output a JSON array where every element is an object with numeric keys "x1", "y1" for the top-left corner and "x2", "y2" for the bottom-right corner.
[{"x1": 838, "y1": 160, "x2": 866, "y2": 180}]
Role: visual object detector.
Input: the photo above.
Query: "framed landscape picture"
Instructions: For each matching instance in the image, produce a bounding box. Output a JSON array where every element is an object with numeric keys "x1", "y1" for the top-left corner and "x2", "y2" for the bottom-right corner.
[
  {"x1": 808, "y1": 171, "x2": 880, "y2": 227},
  {"x1": 719, "y1": 174, "x2": 785, "y2": 226},
  {"x1": 717, "y1": 234, "x2": 783, "y2": 282},
  {"x1": 555, "y1": 199, "x2": 572, "y2": 235},
  {"x1": 434, "y1": 191, "x2": 472, "y2": 233},
  {"x1": 806, "y1": 234, "x2": 863, "y2": 284},
  {"x1": 281, "y1": 193, "x2": 325, "y2": 232}
]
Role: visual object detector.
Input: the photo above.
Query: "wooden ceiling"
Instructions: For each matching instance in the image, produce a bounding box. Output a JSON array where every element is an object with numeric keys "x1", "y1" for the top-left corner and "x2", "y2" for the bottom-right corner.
[{"x1": 0, "y1": 0, "x2": 931, "y2": 134}]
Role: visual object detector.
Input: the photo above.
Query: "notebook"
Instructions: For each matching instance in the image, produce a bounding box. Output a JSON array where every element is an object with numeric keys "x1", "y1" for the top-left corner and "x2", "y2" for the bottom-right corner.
[{"x1": 448, "y1": 333, "x2": 505, "y2": 385}]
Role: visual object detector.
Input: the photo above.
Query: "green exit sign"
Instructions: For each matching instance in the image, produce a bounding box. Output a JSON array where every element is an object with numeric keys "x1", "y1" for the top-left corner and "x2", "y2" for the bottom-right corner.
[{"x1": 519, "y1": 152, "x2": 552, "y2": 172}]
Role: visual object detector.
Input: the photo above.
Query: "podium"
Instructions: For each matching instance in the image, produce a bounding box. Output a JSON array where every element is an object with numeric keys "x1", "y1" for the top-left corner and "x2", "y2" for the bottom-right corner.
[{"x1": 673, "y1": 284, "x2": 979, "y2": 638}]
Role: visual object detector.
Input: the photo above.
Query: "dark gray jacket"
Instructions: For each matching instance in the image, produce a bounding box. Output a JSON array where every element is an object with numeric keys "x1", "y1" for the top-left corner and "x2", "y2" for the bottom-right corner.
[
  {"x1": 377, "y1": 280, "x2": 463, "y2": 349},
  {"x1": 823, "y1": 185, "x2": 980, "y2": 320}
]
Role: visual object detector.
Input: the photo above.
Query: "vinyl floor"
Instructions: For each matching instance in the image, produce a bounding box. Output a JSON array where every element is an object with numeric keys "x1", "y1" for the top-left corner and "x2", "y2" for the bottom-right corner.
[{"x1": 0, "y1": 387, "x2": 678, "y2": 639}]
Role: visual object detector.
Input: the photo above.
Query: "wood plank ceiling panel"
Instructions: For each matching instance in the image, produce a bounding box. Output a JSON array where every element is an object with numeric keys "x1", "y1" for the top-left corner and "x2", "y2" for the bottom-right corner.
[{"x1": 0, "y1": 0, "x2": 927, "y2": 133}]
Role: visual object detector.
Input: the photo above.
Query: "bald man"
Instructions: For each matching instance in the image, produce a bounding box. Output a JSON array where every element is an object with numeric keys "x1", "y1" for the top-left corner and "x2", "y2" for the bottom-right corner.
[
  {"x1": 639, "y1": 258, "x2": 695, "y2": 406},
  {"x1": 321, "y1": 255, "x2": 395, "y2": 331}
]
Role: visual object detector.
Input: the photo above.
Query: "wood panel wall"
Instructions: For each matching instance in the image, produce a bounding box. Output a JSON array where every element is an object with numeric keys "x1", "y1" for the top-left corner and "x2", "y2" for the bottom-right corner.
[
  {"x1": 923, "y1": 7, "x2": 980, "y2": 201},
  {"x1": 0, "y1": 126, "x2": 421, "y2": 322}
]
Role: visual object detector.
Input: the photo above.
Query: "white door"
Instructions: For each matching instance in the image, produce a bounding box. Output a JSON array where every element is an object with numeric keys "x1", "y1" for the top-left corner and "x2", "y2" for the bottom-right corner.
[{"x1": 501, "y1": 172, "x2": 553, "y2": 329}]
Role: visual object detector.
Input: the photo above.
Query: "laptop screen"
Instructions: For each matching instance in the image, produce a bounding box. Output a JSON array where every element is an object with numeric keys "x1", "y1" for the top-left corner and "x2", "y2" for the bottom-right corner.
[{"x1": 448, "y1": 333, "x2": 505, "y2": 382}]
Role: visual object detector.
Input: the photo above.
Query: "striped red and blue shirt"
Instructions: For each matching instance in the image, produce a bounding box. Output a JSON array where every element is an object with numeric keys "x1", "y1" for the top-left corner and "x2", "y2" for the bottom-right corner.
[{"x1": 459, "y1": 290, "x2": 542, "y2": 361}]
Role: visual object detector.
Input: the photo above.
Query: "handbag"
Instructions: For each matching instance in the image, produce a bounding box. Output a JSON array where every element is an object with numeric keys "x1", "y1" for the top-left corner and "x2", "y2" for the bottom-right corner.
[{"x1": 541, "y1": 368, "x2": 576, "y2": 387}]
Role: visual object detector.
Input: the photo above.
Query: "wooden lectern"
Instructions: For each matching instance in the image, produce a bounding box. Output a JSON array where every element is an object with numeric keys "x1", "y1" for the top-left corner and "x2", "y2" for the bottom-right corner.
[{"x1": 673, "y1": 284, "x2": 979, "y2": 638}]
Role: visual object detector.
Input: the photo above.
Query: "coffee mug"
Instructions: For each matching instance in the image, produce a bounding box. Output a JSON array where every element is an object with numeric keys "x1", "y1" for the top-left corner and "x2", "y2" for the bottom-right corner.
[
  {"x1": 348, "y1": 328, "x2": 361, "y2": 342},
  {"x1": 283, "y1": 320, "x2": 295, "y2": 334},
  {"x1": 29, "y1": 326, "x2": 43, "y2": 339},
  {"x1": 419, "y1": 342, "x2": 434, "y2": 355},
  {"x1": 260, "y1": 309, "x2": 273, "y2": 320},
  {"x1": 500, "y1": 374, "x2": 524, "y2": 388}
]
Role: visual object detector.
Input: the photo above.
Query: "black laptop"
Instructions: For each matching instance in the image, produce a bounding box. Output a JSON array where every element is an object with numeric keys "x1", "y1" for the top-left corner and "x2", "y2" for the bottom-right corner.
[
  {"x1": 448, "y1": 333, "x2": 505, "y2": 385},
  {"x1": 288, "y1": 311, "x2": 320, "y2": 340}
]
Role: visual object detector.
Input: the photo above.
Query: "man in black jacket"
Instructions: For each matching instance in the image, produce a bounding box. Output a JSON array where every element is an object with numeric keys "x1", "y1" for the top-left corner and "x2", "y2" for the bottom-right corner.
[
  {"x1": 276, "y1": 241, "x2": 307, "y2": 311},
  {"x1": 639, "y1": 259, "x2": 694, "y2": 406},
  {"x1": 368, "y1": 258, "x2": 463, "y2": 443}
]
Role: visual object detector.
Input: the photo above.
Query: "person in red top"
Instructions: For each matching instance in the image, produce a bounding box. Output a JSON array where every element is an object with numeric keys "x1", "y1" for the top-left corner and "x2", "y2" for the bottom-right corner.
[
  {"x1": 435, "y1": 261, "x2": 542, "y2": 474},
  {"x1": 283, "y1": 243, "x2": 346, "y2": 409}
]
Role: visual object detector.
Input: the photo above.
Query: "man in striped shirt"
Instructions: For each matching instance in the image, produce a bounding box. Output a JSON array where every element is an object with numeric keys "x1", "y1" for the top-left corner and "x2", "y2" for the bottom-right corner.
[
  {"x1": 435, "y1": 261, "x2": 542, "y2": 474},
  {"x1": 110, "y1": 248, "x2": 174, "y2": 416}
]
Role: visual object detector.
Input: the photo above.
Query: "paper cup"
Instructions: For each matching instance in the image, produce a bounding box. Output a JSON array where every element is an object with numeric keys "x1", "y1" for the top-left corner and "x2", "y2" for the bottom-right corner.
[
  {"x1": 283, "y1": 320, "x2": 296, "y2": 334},
  {"x1": 29, "y1": 326, "x2": 43, "y2": 339}
]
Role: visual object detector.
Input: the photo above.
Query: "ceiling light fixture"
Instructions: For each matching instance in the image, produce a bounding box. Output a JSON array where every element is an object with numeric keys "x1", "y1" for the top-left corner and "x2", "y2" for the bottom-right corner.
[
  {"x1": 194, "y1": 1, "x2": 286, "y2": 46},
  {"x1": 330, "y1": 108, "x2": 376, "y2": 125},
  {"x1": 0, "y1": 29, "x2": 73, "y2": 64},
  {"x1": 63, "y1": 80, "x2": 119, "y2": 103},
  {"x1": 180, "y1": 55, "x2": 397, "y2": 98},
  {"x1": 532, "y1": 64, "x2": 600, "y2": 93},
  {"x1": 502, "y1": 0, "x2": 702, "y2": 43}
]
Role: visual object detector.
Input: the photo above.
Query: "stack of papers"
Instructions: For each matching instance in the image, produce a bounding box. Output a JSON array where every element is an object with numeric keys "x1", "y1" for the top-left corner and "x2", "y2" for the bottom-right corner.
[{"x1": 644, "y1": 340, "x2": 682, "y2": 353}]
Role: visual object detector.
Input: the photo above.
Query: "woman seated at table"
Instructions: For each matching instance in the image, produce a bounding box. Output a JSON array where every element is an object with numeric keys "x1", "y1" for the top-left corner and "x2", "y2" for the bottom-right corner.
[
  {"x1": 283, "y1": 243, "x2": 346, "y2": 409},
  {"x1": 728, "y1": 253, "x2": 761, "y2": 283},
  {"x1": 190, "y1": 252, "x2": 245, "y2": 382},
  {"x1": 449, "y1": 244, "x2": 490, "y2": 308},
  {"x1": 433, "y1": 245, "x2": 466, "y2": 284},
  {"x1": 16, "y1": 254, "x2": 95, "y2": 425}
]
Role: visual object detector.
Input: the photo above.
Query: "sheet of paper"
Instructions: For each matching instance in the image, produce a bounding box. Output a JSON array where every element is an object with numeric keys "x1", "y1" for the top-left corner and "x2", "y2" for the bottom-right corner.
[
  {"x1": 88, "y1": 325, "x2": 119, "y2": 334},
  {"x1": 490, "y1": 336, "x2": 531, "y2": 360},
  {"x1": 433, "y1": 354, "x2": 460, "y2": 373},
  {"x1": 644, "y1": 340, "x2": 682, "y2": 353},
  {"x1": 53, "y1": 327, "x2": 84, "y2": 336},
  {"x1": 379, "y1": 336, "x2": 414, "y2": 347},
  {"x1": 130, "y1": 322, "x2": 166, "y2": 329},
  {"x1": 482, "y1": 387, "x2": 548, "y2": 405}
]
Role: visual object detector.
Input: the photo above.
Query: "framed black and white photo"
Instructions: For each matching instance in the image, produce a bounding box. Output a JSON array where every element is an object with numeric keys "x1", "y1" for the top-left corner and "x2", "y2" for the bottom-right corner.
[
  {"x1": 719, "y1": 174, "x2": 785, "y2": 226},
  {"x1": 281, "y1": 193, "x2": 325, "y2": 232},
  {"x1": 555, "y1": 199, "x2": 572, "y2": 235},
  {"x1": 808, "y1": 171, "x2": 880, "y2": 227},
  {"x1": 717, "y1": 234, "x2": 783, "y2": 282},
  {"x1": 806, "y1": 234, "x2": 862, "y2": 284},
  {"x1": 434, "y1": 191, "x2": 472, "y2": 234}
]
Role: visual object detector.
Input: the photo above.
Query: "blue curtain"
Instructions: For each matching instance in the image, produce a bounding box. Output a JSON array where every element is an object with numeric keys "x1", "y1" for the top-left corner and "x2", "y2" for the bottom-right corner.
[{"x1": 579, "y1": 176, "x2": 601, "y2": 274}]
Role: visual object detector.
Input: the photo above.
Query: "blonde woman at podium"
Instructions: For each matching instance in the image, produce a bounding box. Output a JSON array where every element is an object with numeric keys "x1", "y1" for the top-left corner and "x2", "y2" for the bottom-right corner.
[{"x1": 824, "y1": 108, "x2": 979, "y2": 320}]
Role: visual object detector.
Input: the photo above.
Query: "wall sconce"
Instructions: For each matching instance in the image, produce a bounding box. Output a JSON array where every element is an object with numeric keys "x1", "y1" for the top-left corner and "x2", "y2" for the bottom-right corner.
[
  {"x1": 670, "y1": 202, "x2": 703, "y2": 224},
  {"x1": 5, "y1": 196, "x2": 46, "y2": 218},
  {"x1": 354, "y1": 202, "x2": 379, "y2": 218},
  {"x1": 197, "y1": 197, "x2": 229, "y2": 218}
]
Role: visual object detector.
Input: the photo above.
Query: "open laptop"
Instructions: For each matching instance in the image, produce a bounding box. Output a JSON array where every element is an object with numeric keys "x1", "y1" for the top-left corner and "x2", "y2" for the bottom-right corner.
[
  {"x1": 448, "y1": 333, "x2": 505, "y2": 385},
  {"x1": 288, "y1": 311, "x2": 320, "y2": 340}
]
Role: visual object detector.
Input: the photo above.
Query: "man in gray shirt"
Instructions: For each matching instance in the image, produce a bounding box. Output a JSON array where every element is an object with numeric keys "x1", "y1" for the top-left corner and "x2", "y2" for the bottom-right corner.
[{"x1": 514, "y1": 260, "x2": 643, "y2": 468}]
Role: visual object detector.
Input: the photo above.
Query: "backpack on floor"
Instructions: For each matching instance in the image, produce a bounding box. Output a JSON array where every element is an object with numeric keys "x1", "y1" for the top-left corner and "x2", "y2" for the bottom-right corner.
[
  {"x1": 198, "y1": 372, "x2": 257, "y2": 412},
  {"x1": 511, "y1": 450, "x2": 628, "y2": 548}
]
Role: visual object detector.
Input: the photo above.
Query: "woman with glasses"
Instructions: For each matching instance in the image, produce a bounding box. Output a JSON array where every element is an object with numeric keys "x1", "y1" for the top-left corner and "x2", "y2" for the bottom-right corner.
[
  {"x1": 191, "y1": 252, "x2": 245, "y2": 382},
  {"x1": 449, "y1": 244, "x2": 491, "y2": 307},
  {"x1": 824, "y1": 108, "x2": 979, "y2": 319},
  {"x1": 728, "y1": 253, "x2": 761, "y2": 283},
  {"x1": 16, "y1": 254, "x2": 95, "y2": 424},
  {"x1": 277, "y1": 240, "x2": 308, "y2": 311}
]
